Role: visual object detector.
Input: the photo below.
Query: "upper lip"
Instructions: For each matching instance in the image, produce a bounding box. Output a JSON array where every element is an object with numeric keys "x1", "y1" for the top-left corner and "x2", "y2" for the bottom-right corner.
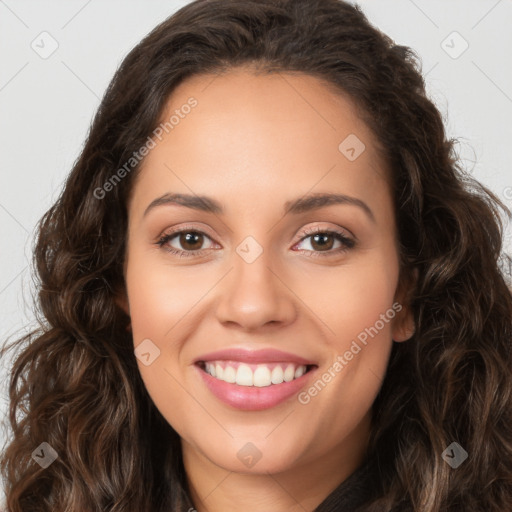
[{"x1": 194, "y1": 348, "x2": 317, "y2": 366}]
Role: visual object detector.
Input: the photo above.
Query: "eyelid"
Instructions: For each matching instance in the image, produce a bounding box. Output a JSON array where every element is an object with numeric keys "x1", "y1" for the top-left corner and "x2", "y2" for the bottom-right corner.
[
  {"x1": 295, "y1": 224, "x2": 355, "y2": 243},
  {"x1": 157, "y1": 223, "x2": 217, "y2": 241},
  {"x1": 158, "y1": 222, "x2": 354, "y2": 242}
]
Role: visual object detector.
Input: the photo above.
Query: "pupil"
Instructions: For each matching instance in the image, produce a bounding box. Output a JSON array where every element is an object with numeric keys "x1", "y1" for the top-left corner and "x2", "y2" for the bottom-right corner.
[
  {"x1": 312, "y1": 233, "x2": 333, "y2": 251},
  {"x1": 182, "y1": 232, "x2": 202, "y2": 249}
]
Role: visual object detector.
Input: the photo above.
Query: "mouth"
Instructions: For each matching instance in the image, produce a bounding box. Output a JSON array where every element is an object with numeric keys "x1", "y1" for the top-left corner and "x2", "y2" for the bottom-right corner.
[
  {"x1": 196, "y1": 360, "x2": 317, "y2": 387},
  {"x1": 193, "y1": 347, "x2": 319, "y2": 410}
]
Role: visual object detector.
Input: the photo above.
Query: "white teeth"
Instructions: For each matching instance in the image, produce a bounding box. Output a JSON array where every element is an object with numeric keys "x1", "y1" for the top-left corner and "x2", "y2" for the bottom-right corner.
[
  {"x1": 203, "y1": 361, "x2": 308, "y2": 387},
  {"x1": 223, "y1": 365, "x2": 236, "y2": 383},
  {"x1": 283, "y1": 364, "x2": 295, "y2": 382},
  {"x1": 294, "y1": 365, "x2": 306, "y2": 378},
  {"x1": 253, "y1": 366, "x2": 272, "y2": 387},
  {"x1": 235, "y1": 364, "x2": 253, "y2": 386},
  {"x1": 271, "y1": 366, "x2": 284, "y2": 384}
]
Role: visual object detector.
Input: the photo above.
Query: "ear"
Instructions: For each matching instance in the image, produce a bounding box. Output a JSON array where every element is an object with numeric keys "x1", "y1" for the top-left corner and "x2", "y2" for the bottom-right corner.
[
  {"x1": 115, "y1": 292, "x2": 130, "y2": 315},
  {"x1": 114, "y1": 285, "x2": 131, "y2": 330},
  {"x1": 391, "y1": 267, "x2": 417, "y2": 343}
]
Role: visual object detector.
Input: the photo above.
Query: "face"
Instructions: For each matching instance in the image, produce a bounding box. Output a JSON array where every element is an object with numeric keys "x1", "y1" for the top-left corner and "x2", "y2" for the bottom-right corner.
[{"x1": 119, "y1": 67, "x2": 414, "y2": 477}]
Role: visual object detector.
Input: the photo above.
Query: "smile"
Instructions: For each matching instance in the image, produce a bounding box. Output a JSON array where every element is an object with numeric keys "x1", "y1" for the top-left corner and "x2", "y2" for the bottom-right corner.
[
  {"x1": 195, "y1": 360, "x2": 318, "y2": 411},
  {"x1": 198, "y1": 360, "x2": 314, "y2": 387}
]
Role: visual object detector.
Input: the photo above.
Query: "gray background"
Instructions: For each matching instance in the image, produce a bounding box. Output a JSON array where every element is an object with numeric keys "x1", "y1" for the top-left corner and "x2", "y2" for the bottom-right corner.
[{"x1": 1, "y1": 0, "x2": 511, "y2": 502}]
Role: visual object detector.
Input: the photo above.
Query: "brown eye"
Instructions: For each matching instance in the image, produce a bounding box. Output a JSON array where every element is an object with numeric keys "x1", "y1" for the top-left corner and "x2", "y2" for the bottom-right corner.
[
  {"x1": 177, "y1": 232, "x2": 205, "y2": 251},
  {"x1": 157, "y1": 229, "x2": 216, "y2": 256},
  {"x1": 308, "y1": 233, "x2": 335, "y2": 251},
  {"x1": 295, "y1": 228, "x2": 355, "y2": 256}
]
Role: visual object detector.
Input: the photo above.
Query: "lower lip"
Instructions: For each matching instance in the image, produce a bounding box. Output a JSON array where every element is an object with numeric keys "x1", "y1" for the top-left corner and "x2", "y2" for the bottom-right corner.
[{"x1": 195, "y1": 364, "x2": 317, "y2": 411}]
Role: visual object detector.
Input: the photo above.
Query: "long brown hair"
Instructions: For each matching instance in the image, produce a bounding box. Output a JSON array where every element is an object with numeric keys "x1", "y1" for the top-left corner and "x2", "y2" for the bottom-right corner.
[{"x1": 1, "y1": 1, "x2": 511, "y2": 510}]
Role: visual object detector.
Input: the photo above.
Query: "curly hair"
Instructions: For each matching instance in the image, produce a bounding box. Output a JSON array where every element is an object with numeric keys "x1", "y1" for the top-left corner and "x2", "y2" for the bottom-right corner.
[{"x1": 1, "y1": 0, "x2": 511, "y2": 510}]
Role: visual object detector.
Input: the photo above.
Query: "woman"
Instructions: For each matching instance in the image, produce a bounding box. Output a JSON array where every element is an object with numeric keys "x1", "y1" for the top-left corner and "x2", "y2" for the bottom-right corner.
[{"x1": 1, "y1": 0, "x2": 511, "y2": 510}]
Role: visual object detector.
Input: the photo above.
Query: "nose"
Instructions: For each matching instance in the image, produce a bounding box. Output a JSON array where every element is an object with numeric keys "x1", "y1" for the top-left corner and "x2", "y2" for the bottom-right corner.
[{"x1": 214, "y1": 246, "x2": 297, "y2": 332}]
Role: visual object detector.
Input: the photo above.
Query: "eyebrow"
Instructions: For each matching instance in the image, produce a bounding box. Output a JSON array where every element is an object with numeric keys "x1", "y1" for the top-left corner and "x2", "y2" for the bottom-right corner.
[{"x1": 143, "y1": 192, "x2": 375, "y2": 222}]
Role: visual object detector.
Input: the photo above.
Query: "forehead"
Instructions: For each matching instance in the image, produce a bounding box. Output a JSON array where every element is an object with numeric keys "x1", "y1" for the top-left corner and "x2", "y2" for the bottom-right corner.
[{"x1": 130, "y1": 67, "x2": 390, "y2": 218}]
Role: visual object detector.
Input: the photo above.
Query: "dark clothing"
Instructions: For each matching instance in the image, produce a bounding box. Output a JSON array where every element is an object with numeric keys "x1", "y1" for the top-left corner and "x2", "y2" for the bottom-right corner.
[
  {"x1": 313, "y1": 454, "x2": 379, "y2": 512},
  {"x1": 313, "y1": 455, "x2": 411, "y2": 512}
]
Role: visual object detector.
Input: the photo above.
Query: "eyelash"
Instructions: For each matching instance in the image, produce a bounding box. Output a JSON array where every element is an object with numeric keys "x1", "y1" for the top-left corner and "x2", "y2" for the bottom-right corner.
[{"x1": 155, "y1": 224, "x2": 356, "y2": 259}]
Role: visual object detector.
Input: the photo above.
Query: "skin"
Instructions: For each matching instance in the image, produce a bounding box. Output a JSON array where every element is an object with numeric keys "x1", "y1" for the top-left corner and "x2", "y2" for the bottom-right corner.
[{"x1": 117, "y1": 66, "x2": 415, "y2": 512}]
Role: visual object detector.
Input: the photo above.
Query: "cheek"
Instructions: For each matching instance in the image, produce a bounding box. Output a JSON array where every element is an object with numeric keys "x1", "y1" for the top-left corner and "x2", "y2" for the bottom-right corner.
[
  {"x1": 299, "y1": 255, "x2": 399, "y2": 344},
  {"x1": 125, "y1": 249, "x2": 213, "y2": 340},
  {"x1": 304, "y1": 251, "x2": 400, "y2": 405},
  {"x1": 295, "y1": 262, "x2": 399, "y2": 432},
  {"x1": 124, "y1": 249, "x2": 203, "y2": 429}
]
